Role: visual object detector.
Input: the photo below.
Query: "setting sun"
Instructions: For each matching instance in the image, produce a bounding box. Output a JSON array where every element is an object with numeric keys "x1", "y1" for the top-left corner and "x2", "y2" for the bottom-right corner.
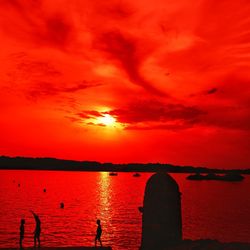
[{"x1": 98, "y1": 114, "x2": 116, "y2": 127}]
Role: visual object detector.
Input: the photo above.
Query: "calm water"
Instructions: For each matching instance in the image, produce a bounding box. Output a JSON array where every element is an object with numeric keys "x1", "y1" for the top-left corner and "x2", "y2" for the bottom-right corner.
[{"x1": 0, "y1": 170, "x2": 249, "y2": 249}]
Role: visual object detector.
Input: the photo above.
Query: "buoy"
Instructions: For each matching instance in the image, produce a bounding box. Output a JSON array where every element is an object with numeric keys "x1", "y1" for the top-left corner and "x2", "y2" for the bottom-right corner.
[
  {"x1": 43, "y1": 188, "x2": 46, "y2": 193},
  {"x1": 60, "y1": 202, "x2": 64, "y2": 209}
]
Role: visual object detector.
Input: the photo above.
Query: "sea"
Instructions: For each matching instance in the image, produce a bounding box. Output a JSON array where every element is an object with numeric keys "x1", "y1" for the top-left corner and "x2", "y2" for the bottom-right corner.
[{"x1": 0, "y1": 170, "x2": 249, "y2": 249}]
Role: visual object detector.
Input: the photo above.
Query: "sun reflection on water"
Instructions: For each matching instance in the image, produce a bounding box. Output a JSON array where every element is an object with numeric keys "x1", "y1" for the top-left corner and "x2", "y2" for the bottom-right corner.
[
  {"x1": 95, "y1": 172, "x2": 114, "y2": 244},
  {"x1": 98, "y1": 172, "x2": 111, "y2": 214}
]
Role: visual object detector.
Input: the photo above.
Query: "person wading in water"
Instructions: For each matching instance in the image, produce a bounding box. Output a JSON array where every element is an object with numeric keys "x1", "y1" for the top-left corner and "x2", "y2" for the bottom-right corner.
[
  {"x1": 19, "y1": 219, "x2": 25, "y2": 248},
  {"x1": 95, "y1": 219, "x2": 103, "y2": 247},
  {"x1": 30, "y1": 211, "x2": 41, "y2": 247}
]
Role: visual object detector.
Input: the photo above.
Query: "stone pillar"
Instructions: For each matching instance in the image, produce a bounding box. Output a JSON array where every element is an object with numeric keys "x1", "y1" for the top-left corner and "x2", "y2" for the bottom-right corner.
[{"x1": 140, "y1": 172, "x2": 182, "y2": 250}]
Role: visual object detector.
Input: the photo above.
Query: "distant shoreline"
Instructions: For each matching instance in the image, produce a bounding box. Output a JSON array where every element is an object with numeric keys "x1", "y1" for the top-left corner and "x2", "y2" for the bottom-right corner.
[{"x1": 1, "y1": 156, "x2": 249, "y2": 174}]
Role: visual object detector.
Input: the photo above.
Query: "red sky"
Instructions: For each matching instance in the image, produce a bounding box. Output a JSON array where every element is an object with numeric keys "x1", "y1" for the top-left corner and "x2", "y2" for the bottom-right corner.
[{"x1": 0, "y1": 0, "x2": 249, "y2": 169}]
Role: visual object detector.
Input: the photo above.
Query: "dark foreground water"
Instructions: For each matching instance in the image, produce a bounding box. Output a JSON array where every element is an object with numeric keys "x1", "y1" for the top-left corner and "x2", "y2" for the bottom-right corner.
[{"x1": 0, "y1": 170, "x2": 249, "y2": 249}]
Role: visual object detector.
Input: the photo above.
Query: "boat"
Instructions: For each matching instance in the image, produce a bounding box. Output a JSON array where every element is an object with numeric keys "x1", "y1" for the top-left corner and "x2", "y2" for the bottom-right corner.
[
  {"x1": 109, "y1": 172, "x2": 118, "y2": 176},
  {"x1": 133, "y1": 173, "x2": 141, "y2": 177},
  {"x1": 186, "y1": 173, "x2": 244, "y2": 182},
  {"x1": 222, "y1": 173, "x2": 245, "y2": 181}
]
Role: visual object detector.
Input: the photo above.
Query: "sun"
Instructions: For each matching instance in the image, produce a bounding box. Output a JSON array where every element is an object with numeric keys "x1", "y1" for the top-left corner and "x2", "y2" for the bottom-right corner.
[{"x1": 98, "y1": 114, "x2": 116, "y2": 126}]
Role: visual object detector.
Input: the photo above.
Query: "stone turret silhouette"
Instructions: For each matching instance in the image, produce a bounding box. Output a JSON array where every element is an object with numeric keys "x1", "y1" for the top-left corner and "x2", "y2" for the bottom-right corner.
[{"x1": 140, "y1": 172, "x2": 182, "y2": 249}]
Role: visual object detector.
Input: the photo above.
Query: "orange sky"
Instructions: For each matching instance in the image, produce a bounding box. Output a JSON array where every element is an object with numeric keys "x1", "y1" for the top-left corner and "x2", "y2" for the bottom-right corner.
[{"x1": 0, "y1": 0, "x2": 249, "y2": 169}]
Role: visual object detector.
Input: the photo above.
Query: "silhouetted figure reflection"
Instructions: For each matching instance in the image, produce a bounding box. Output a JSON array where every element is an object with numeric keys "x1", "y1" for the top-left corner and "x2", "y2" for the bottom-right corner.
[
  {"x1": 30, "y1": 211, "x2": 41, "y2": 247},
  {"x1": 95, "y1": 219, "x2": 103, "y2": 247},
  {"x1": 19, "y1": 219, "x2": 25, "y2": 249}
]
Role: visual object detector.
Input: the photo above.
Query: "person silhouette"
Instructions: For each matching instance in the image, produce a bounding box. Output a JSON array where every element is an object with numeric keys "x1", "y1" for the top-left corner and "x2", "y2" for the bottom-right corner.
[
  {"x1": 95, "y1": 219, "x2": 103, "y2": 247},
  {"x1": 19, "y1": 219, "x2": 25, "y2": 249},
  {"x1": 30, "y1": 211, "x2": 41, "y2": 247}
]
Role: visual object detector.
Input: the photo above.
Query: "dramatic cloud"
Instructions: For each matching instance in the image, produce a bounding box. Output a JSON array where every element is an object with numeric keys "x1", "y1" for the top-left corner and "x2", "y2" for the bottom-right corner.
[
  {"x1": 206, "y1": 88, "x2": 218, "y2": 95},
  {"x1": 0, "y1": 0, "x2": 74, "y2": 48},
  {"x1": 15, "y1": 57, "x2": 61, "y2": 77},
  {"x1": 77, "y1": 110, "x2": 104, "y2": 119},
  {"x1": 108, "y1": 101, "x2": 204, "y2": 124},
  {"x1": 1, "y1": 0, "x2": 250, "y2": 168},
  {"x1": 28, "y1": 80, "x2": 101, "y2": 99},
  {"x1": 74, "y1": 100, "x2": 206, "y2": 130},
  {"x1": 94, "y1": 30, "x2": 165, "y2": 95}
]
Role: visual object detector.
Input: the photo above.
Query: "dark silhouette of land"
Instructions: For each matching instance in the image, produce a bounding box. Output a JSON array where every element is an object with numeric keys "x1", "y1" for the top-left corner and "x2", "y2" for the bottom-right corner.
[
  {"x1": 187, "y1": 172, "x2": 245, "y2": 181},
  {"x1": 0, "y1": 156, "x2": 249, "y2": 175}
]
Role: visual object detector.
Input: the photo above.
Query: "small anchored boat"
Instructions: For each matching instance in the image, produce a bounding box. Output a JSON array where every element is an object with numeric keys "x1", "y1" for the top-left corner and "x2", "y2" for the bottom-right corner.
[
  {"x1": 187, "y1": 173, "x2": 244, "y2": 182},
  {"x1": 109, "y1": 172, "x2": 118, "y2": 176},
  {"x1": 133, "y1": 173, "x2": 141, "y2": 177}
]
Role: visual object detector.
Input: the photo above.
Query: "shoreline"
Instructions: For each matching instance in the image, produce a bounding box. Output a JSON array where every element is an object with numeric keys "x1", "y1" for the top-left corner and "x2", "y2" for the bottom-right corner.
[
  {"x1": 1, "y1": 156, "x2": 249, "y2": 174},
  {"x1": 0, "y1": 248, "x2": 111, "y2": 250},
  {"x1": 1, "y1": 169, "x2": 250, "y2": 176},
  {"x1": 1, "y1": 240, "x2": 250, "y2": 250}
]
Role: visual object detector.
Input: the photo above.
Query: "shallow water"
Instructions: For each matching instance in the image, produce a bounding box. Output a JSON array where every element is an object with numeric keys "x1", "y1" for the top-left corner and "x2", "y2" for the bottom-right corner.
[{"x1": 0, "y1": 170, "x2": 249, "y2": 249}]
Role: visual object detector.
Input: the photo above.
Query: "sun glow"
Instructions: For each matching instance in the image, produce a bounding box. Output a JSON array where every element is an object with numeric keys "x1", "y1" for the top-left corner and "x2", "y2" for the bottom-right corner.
[{"x1": 98, "y1": 114, "x2": 116, "y2": 126}]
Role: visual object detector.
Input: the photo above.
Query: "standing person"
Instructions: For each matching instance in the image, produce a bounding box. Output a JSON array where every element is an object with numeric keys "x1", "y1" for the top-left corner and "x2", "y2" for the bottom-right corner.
[
  {"x1": 19, "y1": 219, "x2": 25, "y2": 248},
  {"x1": 30, "y1": 211, "x2": 41, "y2": 247},
  {"x1": 95, "y1": 219, "x2": 103, "y2": 247}
]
